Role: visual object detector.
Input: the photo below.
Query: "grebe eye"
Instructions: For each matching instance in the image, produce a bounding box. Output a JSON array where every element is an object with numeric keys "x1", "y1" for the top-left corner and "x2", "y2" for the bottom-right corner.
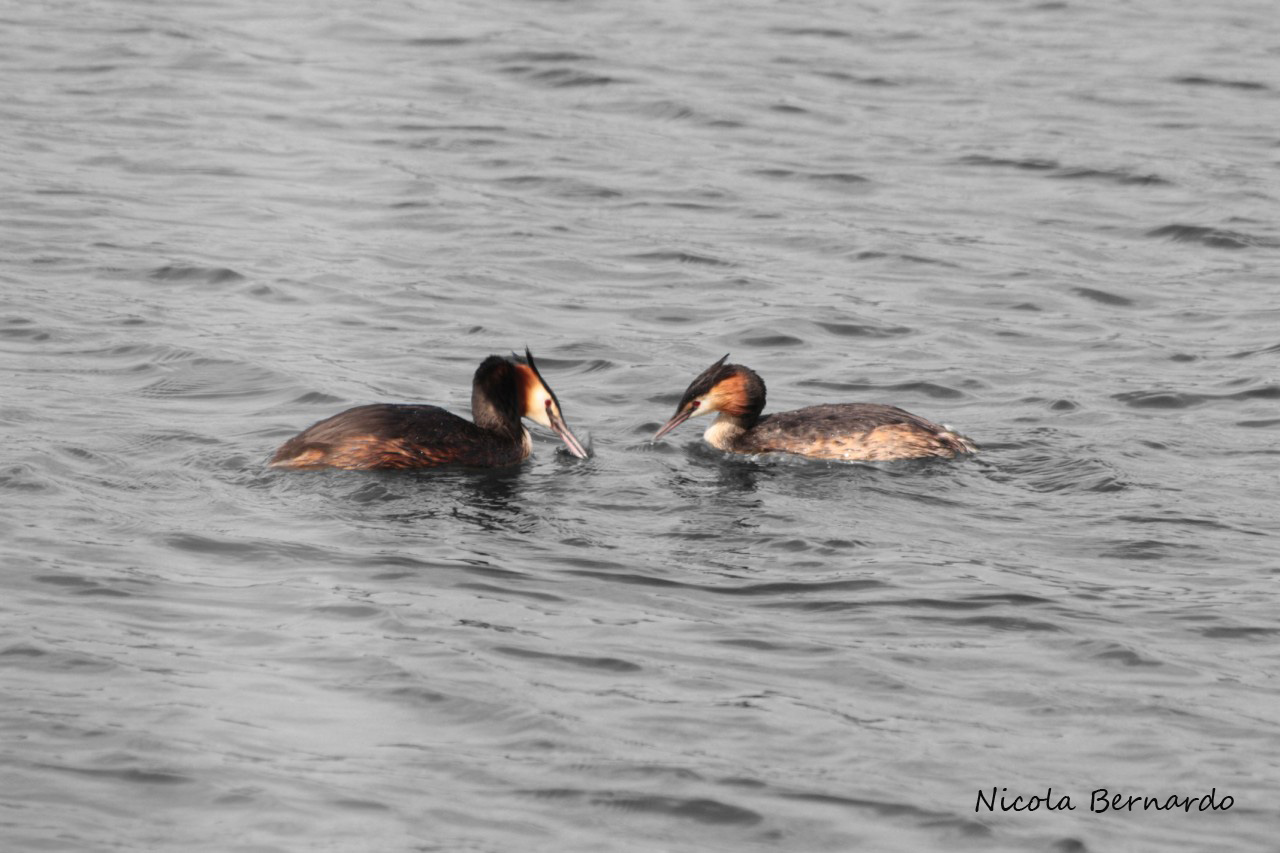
[{"x1": 691, "y1": 400, "x2": 700, "y2": 410}]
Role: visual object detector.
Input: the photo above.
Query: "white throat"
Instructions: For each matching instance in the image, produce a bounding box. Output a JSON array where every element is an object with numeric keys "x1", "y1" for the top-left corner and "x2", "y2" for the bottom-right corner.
[{"x1": 703, "y1": 414, "x2": 746, "y2": 451}]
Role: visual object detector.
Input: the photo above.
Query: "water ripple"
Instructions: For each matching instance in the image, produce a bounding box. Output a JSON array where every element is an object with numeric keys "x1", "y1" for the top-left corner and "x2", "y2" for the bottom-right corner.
[{"x1": 1145, "y1": 224, "x2": 1263, "y2": 249}]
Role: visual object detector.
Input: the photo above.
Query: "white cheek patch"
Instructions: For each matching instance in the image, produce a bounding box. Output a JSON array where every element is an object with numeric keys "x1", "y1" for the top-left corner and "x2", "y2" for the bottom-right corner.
[
  {"x1": 531, "y1": 397, "x2": 558, "y2": 429},
  {"x1": 692, "y1": 396, "x2": 715, "y2": 418},
  {"x1": 703, "y1": 417, "x2": 739, "y2": 449},
  {"x1": 522, "y1": 380, "x2": 552, "y2": 427}
]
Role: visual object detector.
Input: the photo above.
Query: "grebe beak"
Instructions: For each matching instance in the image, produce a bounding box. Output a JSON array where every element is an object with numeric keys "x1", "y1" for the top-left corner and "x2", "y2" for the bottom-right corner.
[
  {"x1": 518, "y1": 347, "x2": 589, "y2": 459},
  {"x1": 548, "y1": 406, "x2": 590, "y2": 458},
  {"x1": 653, "y1": 404, "x2": 696, "y2": 441}
]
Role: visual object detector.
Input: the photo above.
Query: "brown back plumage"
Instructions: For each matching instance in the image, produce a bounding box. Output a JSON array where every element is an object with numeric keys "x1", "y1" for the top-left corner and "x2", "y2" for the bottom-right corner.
[{"x1": 736, "y1": 403, "x2": 977, "y2": 460}]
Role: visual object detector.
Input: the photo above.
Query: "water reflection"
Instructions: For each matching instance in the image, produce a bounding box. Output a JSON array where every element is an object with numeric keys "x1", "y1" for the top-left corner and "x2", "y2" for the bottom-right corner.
[
  {"x1": 375, "y1": 466, "x2": 528, "y2": 532},
  {"x1": 272, "y1": 463, "x2": 535, "y2": 536}
]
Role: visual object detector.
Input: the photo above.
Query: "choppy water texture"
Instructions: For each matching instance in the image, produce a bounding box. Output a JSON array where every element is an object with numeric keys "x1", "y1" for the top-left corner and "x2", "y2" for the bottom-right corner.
[{"x1": 3, "y1": 0, "x2": 1279, "y2": 850}]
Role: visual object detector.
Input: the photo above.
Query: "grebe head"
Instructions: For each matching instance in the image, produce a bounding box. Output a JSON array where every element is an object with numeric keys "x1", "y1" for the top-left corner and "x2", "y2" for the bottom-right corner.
[
  {"x1": 512, "y1": 348, "x2": 589, "y2": 458},
  {"x1": 654, "y1": 354, "x2": 766, "y2": 440}
]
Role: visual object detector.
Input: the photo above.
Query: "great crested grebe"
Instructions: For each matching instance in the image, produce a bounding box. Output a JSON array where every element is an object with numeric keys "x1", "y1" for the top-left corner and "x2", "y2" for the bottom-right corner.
[
  {"x1": 654, "y1": 355, "x2": 976, "y2": 462},
  {"x1": 269, "y1": 349, "x2": 588, "y2": 470}
]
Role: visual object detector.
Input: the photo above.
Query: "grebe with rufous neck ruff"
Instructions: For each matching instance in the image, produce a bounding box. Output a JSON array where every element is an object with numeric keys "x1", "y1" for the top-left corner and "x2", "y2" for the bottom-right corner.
[
  {"x1": 654, "y1": 355, "x2": 976, "y2": 461},
  {"x1": 270, "y1": 349, "x2": 588, "y2": 470}
]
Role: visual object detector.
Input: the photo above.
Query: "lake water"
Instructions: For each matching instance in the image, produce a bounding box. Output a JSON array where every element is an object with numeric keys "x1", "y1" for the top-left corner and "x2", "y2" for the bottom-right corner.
[{"x1": 3, "y1": 0, "x2": 1279, "y2": 850}]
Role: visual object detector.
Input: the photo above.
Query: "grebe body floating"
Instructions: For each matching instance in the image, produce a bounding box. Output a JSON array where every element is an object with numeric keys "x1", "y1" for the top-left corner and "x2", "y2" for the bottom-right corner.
[
  {"x1": 654, "y1": 355, "x2": 976, "y2": 462},
  {"x1": 270, "y1": 349, "x2": 587, "y2": 470}
]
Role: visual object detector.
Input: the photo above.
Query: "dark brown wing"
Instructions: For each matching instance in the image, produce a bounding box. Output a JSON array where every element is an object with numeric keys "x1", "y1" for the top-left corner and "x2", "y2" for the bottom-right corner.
[
  {"x1": 735, "y1": 403, "x2": 976, "y2": 461},
  {"x1": 269, "y1": 404, "x2": 527, "y2": 470}
]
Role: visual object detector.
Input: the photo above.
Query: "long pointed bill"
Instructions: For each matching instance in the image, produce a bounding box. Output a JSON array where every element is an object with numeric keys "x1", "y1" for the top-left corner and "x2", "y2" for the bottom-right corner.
[
  {"x1": 653, "y1": 408, "x2": 694, "y2": 441},
  {"x1": 548, "y1": 409, "x2": 589, "y2": 459}
]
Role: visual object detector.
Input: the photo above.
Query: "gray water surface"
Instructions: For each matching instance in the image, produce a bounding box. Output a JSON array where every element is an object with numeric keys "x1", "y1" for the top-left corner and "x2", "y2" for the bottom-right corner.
[{"x1": 3, "y1": 0, "x2": 1279, "y2": 850}]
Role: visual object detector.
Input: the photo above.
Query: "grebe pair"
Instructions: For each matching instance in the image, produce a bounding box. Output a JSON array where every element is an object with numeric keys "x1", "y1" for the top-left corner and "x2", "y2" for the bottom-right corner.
[{"x1": 269, "y1": 351, "x2": 975, "y2": 470}]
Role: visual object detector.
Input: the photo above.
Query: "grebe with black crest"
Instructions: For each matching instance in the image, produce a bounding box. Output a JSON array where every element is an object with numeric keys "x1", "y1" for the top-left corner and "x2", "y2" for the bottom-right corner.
[
  {"x1": 654, "y1": 355, "x2": 976, "y2": 461},
  {"x1": 270, "y1": 349, "x2": 588, "y2": 470}
]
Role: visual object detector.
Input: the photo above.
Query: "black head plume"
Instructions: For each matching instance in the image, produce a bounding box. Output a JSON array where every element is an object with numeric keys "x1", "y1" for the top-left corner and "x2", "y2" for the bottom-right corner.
[
  {"x1": 512, "y1": 347, "x2": 563, "y2": 411},
  {"x1": 676, "y1": 353, "x2": 732, "y2": 409}
]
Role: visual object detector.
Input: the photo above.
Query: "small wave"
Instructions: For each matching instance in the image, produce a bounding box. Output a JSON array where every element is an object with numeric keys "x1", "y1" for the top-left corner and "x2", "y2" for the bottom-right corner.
[
  {"x1": 1071, "y1": 286, "x2": 1133, "y2": 307},
  {"x1": 243, "y1": 283, "x2": 301, "y2": 303},
  {"x1": 1228, "y1": 342, "x2": 1280, "y2": 359},
  {"x1": 500, "y1": 63, "x2": 618, "y2": 88},
  {"x1": 524, "y1": 788, "x2": 762, "y2": 826},
  {"x1": 292, "y1": 391, "x2": 346, "y2": 405},
  {"x1": 613, "y1": 99, "x2": 699, "y2": 122},
  {"x1": 1098, "y1": 538, "x2": 1192, "y2": 560},
  {"x1": 563, "y1": 567, "x2": 890, "y2": 599},
  {"x1": 798, "y1": 379, "x2": 966, "y2": 400},
  {"x1": 771, "y1": 27, "x2": 857, "y2": 40},
  {"x1": 328, "y1": 798, "x2": 392, "y2": 812},
  {"x1": 33, "y1": 574, "x2": 98, "y2": 588},
  {"x1": 406, "y1": 37, "x2": 473, "y2": 47},
  {"x1": 957, "y1": 155, "x2": 1167, "y2": 185},
  {"x1": 0, "y1": 317, "x2": 51, "y2": 342},
  {"x1": 1145, "y1": 224, "x2": 1260, "y2": 249},
  {"x1": 0, "y1": 643, "x2": 117, "y2": 673},
  {"x1": 163, "y1": 532, "x2": 334, "y2": 565},
  {"x1": 752, "y1": 168, "x2": 872, "y2": 189},
  {"x1": 311, "y1": 603, "x2": 384, "y2": 619},
  {"x1": 137, "y1": 358, "x2": 290, "y2": 400},
  {"x1": 921, "y1": 614, "x2": 1064, "y2": 632},
  {"x1": 852, "y1": 251, "x2": 960, "y2": 267},
  {"x1": 606, "y1": 795, "x2": 761, "y2": 826},
  {"x1": 957, "y1": 154, "x2": 1057, "y2": 171},
  {"x1": 148, "y1": 264, "x2": 245, "y2": 284},
  {"x1": 1052, "y1": 167, "x2": 1169, "y2": 186},
  {"x1": 760, "y1": 592, "x2": 1051, "y2": 614},
  {"x1": 37, "y1": 574, "x2": 135, "y2": 598},
  {"x1": 494, "y1": 174, "x2": 622, "y2": 199},
  {"x1": 457, "y1": 583, "x2": 565, "y2": 603},
  {"x1": 1116, "y1": 513, "x2": 1264, "y2": 535},
  {"x1": 166, "y1": 532, "x2": 269, "y2": 556},
  {"x1": 1112, "y1": 391, "x2": 1198, "y2": 409},
  {"x1": 815, "y1": 321, "x2": 913, "y2": 338},
  {"x1": 981, "y1": 433, "x2": 1129, "y2": 494},
  {"x1": 815, "y1": 71, "x2": 898, "y2": 86},
  {"x1": 492, "y1": 645, "x2": 642, "y2": 673},
  {"x1": 37, "y1": 764, "x2": 193, "y2": 785},
  {"x1": 716, "y1": 578, "x2": 884, "y2": 597},
  {"x1": 1172, "y1": 75, "x2": 1269, "y2": 91},
  {"x1": 530, "y1": 68, "x2": 619, "y2": 88},
  {"x1": 498, "y1": 51, "x2": 597, "y2": 63},
  {"x1": 573, "y1": 764, "x2": 705, "y2": 784},
  {"x1": 627, "y1": 250, "x2": 734, "y2": 268},
  {"x1": 383, "y1": 686, "x2": 450, "y2": 706},
  {"x1": 715, "y1": 637, "x2": 828, "y2": 652},
  {"x1": 740, "y1": 334, "x2": 804, "y2": 347},
  {"x1": 1077, "y1": 641, "x2": 1163, "y2": 667},
  {"x1": 0, "y1": 463, "x2": 56, "y2": 493},
  {"x1": 111, "y1": 431, "x2": 223, "y2": 458},
  {"x1": 1112, "y1": 385, "x2": 1280, "y2": 409},
  {"x1": 778, "y1": 790, "x2": 990, "y2": 836},
  {"x1": 1198, "y1": 626, "x2": 1280, "y2": 639}
]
